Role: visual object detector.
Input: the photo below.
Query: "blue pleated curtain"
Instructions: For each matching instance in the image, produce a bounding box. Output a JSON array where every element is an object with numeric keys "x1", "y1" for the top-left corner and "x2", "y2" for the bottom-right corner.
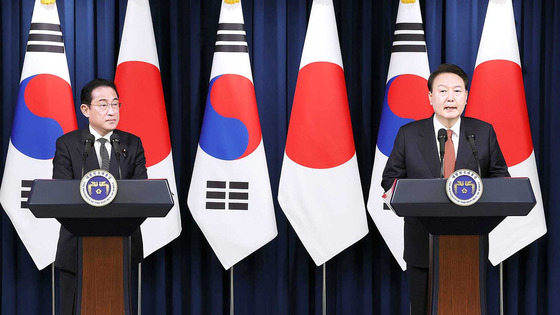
[{"x1": 1, "y1": 0, "x2": 559, "y2": 314}]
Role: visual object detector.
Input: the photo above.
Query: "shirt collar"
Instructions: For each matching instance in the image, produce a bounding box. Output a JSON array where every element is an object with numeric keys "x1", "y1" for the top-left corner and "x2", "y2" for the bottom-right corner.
[
  {"x1": 433, "y1": 115, "x2": 461, "y2": 138},
  {"x1": 89, "y1": 125, "x2": 113, "y2": 141}
]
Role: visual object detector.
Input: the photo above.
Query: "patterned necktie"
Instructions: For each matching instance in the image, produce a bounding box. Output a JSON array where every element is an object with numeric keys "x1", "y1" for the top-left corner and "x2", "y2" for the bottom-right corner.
[
  {"x1": 98, "y1": 138, "x2": 110, "y2": 171},
  {"x1": 444, "y1": 129, "x2": 456, "y2": 178}
]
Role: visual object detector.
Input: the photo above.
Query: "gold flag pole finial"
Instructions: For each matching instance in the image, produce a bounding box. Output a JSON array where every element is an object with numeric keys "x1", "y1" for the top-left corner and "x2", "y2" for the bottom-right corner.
[
  {"x1": 41, "y1": 0, "x2": 56, "y2": 5},
  {"x1": 224, "y1": 0, "x2": 241, "y2": 4}
]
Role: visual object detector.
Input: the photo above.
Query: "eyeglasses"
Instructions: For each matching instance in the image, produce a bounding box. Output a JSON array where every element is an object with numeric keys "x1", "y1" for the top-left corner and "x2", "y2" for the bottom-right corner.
[{"x1": 90, "y1": 102, "x2": 122, "y2": 112}]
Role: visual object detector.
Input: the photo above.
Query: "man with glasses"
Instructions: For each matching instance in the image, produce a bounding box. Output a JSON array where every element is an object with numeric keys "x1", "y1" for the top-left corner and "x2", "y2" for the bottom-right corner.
[{"x1": 52, "y1": 78, "x2": 147, "y2": 314}]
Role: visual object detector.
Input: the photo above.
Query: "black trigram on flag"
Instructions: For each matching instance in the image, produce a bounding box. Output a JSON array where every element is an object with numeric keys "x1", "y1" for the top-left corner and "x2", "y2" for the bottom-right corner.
[
  {"x1": 214, "y1": 23, "x2": 248, "y2": 53},
  {"x1": 206, "y1": 180, "x2": 249, "y2": 210},
  {"x1": 391, "y1": 22, "x2": 427, "y2": 53},
  {"x1": 20, "y1": 180, "x2": 33, "y2": 209},
  {"x1": 27, "y1": 23, "x2": 65, "y2": 54}
]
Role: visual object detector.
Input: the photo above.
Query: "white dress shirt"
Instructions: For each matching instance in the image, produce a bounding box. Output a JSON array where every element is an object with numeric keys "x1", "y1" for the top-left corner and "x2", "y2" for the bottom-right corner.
[
  {"x1": 89, "y1": 125, "x2": 113, "y2": 169},
  {"x1": 433, "y1": 115, "x2": 460, "y2": 160}
]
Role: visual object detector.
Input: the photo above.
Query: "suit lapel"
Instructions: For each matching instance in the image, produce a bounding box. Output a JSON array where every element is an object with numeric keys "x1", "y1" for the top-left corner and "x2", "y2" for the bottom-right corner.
[
  {"x1": 109, "y1": 143, "x2": 119, "y2": 178},
  {"x1": 109, "y1": 130, "x2": 122, "y2": 179},
  {"x1": 416, "y1": 117, "x2": 441, "y2": 178},
  {"x1": 77, "y1": 127, "x2": 101, "y2": 174},
  {"x1": 85, "y1": 151, "x2": 100, "y2": 172}
]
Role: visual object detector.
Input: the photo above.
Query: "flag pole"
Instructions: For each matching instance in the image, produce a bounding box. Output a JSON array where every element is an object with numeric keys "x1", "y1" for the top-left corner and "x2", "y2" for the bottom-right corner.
[
  {"x1": 230, "y1": 266, "x2": 234, "y2": 315},
  {"x1": 500, "y1": 262, "x2": 504, "y2": 315},
  {"x1": 322, "y1": 263, "x2": 326, "y2": 315},
  {"x1": 138, "y1": 263, "x2": 142, "y2": 315},
  {"x1": 52, "y1": 263, "x2": 55, "y2": 315}
]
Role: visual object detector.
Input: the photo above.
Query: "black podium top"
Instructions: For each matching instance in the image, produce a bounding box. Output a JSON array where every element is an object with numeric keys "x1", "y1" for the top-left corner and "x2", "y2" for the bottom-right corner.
[
  {"x1": 391, "y1": 177, "x2": 535, "y2": 217},
  {"x1": 27, "y1": 179, "x2": 174, "y2": 236},
  {"x1": 390, "y1": 177, "x2": 536, "y2": 235}
]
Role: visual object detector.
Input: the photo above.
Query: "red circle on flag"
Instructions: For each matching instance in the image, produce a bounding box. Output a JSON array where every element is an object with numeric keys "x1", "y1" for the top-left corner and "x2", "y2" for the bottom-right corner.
[
  {"x1": 388, "y1": 74, "x2": 432, "y2": 120},
  {"x1": 115, "y1": 61, "x2": 171, "y2": 168},
  {"x1": 25, "y1": 74, "x2": 77, "y2": 134},
  {"x1": 285, "y1": 62, "x2": 355, "y2": 169},
  {"x1": 465, "y1": 60, "x2": 533, "y2": 166}
]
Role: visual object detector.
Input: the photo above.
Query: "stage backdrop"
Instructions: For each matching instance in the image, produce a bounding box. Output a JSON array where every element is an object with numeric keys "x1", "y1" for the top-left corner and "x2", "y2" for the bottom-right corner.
[{"x1": 1, "y1": 0, "x2": 559, "y2": 314}]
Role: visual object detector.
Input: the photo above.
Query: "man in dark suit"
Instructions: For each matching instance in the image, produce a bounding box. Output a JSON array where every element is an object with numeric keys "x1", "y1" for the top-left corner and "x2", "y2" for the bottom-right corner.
[
  {"x1": 381, "y1": 64, "x2": 509, "y2": 315},
  {"x1": 53, "y1": 78, "x2": 147, "y2": 314}
]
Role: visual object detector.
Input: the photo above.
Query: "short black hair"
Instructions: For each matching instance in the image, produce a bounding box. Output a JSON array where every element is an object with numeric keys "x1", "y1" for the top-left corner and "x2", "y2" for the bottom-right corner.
[
  {"x1": 80, "y1": 78, "x2": 119, "y2": 105},
  {"x1": 427, "y1": 63, "x2": 469, "y2": 92}
]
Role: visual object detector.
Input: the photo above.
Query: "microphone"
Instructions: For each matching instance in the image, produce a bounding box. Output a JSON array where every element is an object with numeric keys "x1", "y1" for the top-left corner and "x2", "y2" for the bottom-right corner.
[
  {"x1": 437, "y1": 128, "x2": 448, "y2": 178},
  {"x1": 466, "y1": 131, "x2": 482, "y2": 176},
  {"x1": 81, "y1": 134, "x2": 95, "y2": 177},
  {"x1": 110, "y1": 133, "x2": 123, "y2": 179}
]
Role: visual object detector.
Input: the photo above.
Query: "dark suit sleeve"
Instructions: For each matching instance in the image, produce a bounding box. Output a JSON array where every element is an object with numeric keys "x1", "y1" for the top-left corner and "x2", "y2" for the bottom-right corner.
[
  {"x1": 131, "y1": 138, "x2": 148, "y2": 180},
  {"x1": 381, "y1": 127, "x2": 408, "y2": 191},
  {"x1": 53, "y1": 136, "x2": 75, "y2": 180},
  {"x1": 487, "y1": 125, "x2": 510, "y2": 178},
  {"x1": 52, "y1": 135, "x2": 77, "y2": 272},
  {"x1": 128, "y1": 136, "x2": 147, "y2": 264}
]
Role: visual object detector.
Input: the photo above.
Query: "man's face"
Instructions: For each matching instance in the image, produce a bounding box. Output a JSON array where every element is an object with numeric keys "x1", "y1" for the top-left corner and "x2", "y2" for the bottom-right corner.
[
  {"x1": 80, "y1": 86, "x2": 119, "y2": 136},
  {"x1": 428, "y1": 72, "x2": 468, "y2": 128}
]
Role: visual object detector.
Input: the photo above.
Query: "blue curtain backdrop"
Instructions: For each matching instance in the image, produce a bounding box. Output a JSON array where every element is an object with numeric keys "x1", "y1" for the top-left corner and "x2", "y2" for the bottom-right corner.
[{"x1": 1, "y1": 0, "x2": 559, "y2": 314}]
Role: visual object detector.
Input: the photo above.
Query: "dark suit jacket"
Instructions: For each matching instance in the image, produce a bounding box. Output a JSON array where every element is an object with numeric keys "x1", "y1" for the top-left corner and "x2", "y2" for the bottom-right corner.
[
  {"x1": 52, "y1": 127, "x2": 147, "y2": 272},
  {"x1": 381, "y1": 115, "x2": 509, "y2": 267}
]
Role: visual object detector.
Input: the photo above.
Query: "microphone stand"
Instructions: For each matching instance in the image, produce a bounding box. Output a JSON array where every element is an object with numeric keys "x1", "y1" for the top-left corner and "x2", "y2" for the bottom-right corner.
[
  {"x1": 115, "y1": 153, "x2": 122, "y2": 180},
  {"x1": 439, "y1": 152, "x2": 445, "y2": 178},
  {"x1": 438, "y1": 129, "x2": 448, "y2": 178},
  {"x1": 110, "y1": 135, "x2": 123, "y2": 180},
  {"x1": 81, "y1": 135, "x2": 94, "y2": 177},
  {"x1": 466, "y1": 134, "x2": 482, "y2": 176}
]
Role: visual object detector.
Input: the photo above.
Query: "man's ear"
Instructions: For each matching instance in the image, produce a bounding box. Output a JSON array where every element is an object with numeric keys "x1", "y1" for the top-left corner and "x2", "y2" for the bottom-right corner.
[{"x1": 80, "y1": 104, "x2": 90, "y2": 118}]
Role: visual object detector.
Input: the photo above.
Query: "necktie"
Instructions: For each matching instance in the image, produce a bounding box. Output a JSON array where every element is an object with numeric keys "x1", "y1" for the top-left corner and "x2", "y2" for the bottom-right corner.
[
  {"x1": 98, "y1": 138, "x2": 110, "y2": 171},
  {"x1": 444, "y1": 129, "x2": 455, "y2": 178}
]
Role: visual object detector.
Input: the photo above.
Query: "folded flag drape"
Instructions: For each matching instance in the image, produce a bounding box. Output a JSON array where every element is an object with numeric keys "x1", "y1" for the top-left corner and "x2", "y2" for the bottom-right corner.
[
  {"x1": 188, "y1": 0, "x2": 278, "y2": 270},
  {"x1": 0, "y1": 0, "x2": 77, "y2": 270}
]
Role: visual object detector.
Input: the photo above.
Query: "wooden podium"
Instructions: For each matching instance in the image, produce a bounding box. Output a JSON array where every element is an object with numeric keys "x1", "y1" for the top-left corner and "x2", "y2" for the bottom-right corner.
[
  {"x1": 27, "y1": 179, "x2": 174, "y2": 315},
  {"x1": 390, "y1": 177, "x2": 535, "y2": 315}
]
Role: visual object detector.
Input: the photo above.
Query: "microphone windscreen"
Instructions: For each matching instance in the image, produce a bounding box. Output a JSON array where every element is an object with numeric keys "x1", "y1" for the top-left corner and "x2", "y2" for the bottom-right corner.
[
  {"x1": 85, "y1": 133, "x2": 95, "y2": 143},
  {"x1": 437, "y1": 128, "x2": 447, "y2": 141},
  {"x1": 110, "y1": 133, "x2": 120, "y2": 143}
]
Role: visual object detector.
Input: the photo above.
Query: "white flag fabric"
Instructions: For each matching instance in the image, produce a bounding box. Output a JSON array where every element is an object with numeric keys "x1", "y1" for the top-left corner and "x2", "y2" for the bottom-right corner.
[
  {"x1": 465, "y1": 0, "x2": 547, "y2": 265},
  {"x1": 187, "y1": 0, "x2": 277, "y2": 270},
  {"x1": 0, "y1": 0, "x2": 77, "y2": 270},
  {"x1": 114, "y1": 0, "x2": 182, "y2": 258},
  {"x1": 278, "y1": 0, "x2": 369, "y2": 266},
  {"x1": 366, "y1": 0, "x2": 431, "y2": 271}
]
